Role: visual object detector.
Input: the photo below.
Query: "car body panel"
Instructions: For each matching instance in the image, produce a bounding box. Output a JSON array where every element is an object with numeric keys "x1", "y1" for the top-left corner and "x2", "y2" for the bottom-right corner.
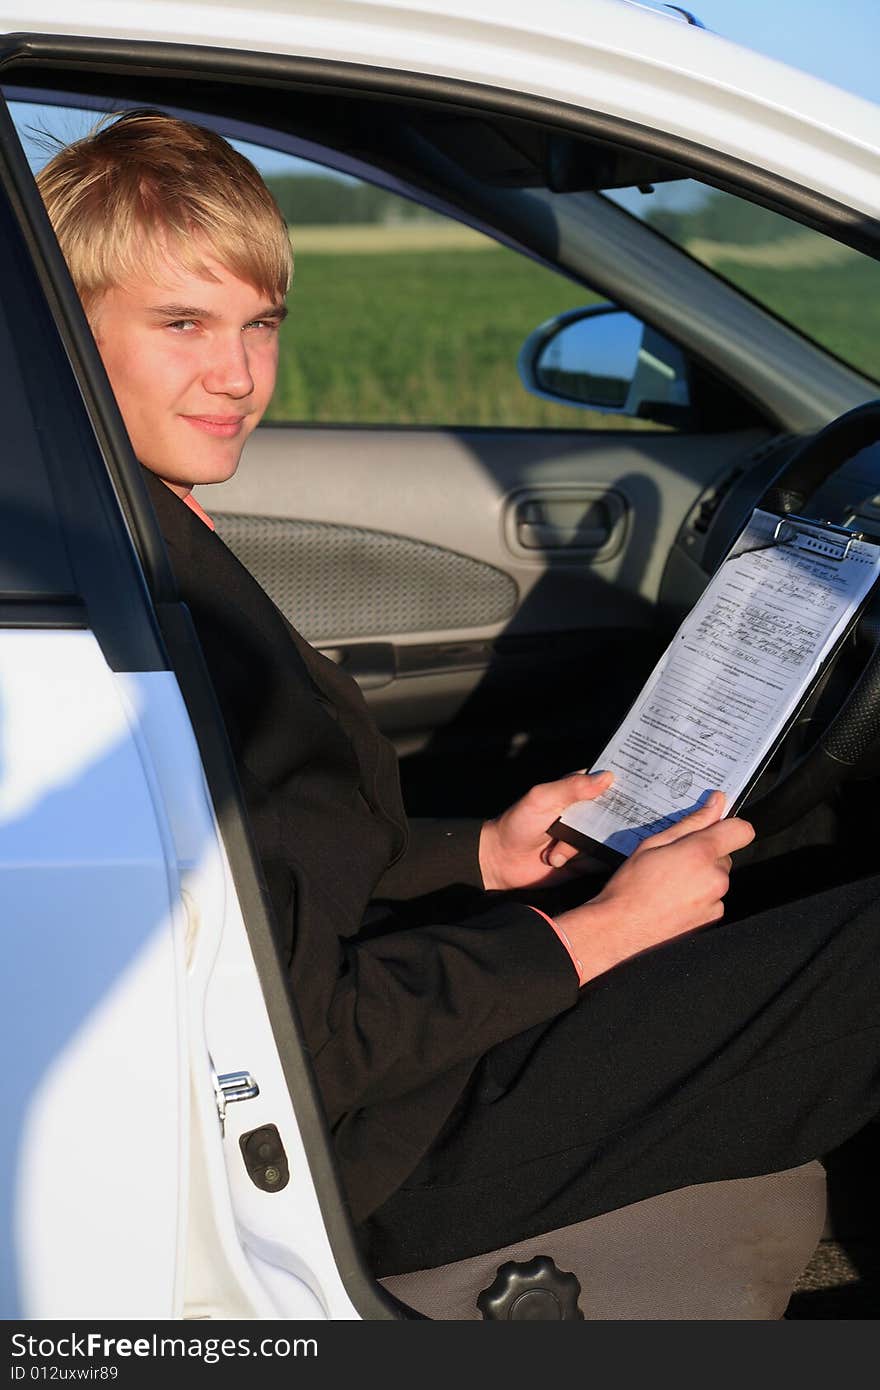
[
  {"x1": 1, "y1": 635, "x2": 186, "y2": 1318},
  {"x1": 1, "y1": 637, "x2": 365, "y2": 1319}
]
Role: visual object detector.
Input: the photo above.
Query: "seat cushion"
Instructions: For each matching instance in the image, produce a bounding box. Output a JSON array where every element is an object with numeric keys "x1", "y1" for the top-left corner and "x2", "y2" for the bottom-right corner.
[{"x1": 379, "y1": 1163, "x2": 827, "y2": 1320}]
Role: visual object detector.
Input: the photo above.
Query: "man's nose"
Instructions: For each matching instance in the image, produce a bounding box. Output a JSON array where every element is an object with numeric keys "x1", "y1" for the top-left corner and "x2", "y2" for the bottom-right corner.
[{"x1": 203, "y1": 334, "x2": 254, "y2": 398}]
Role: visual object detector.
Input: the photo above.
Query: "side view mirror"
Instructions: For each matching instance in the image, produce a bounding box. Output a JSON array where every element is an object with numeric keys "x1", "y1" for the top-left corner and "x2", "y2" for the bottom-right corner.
[{"x1": 518, "y1": 304, "x2": 692, "y2": 426}]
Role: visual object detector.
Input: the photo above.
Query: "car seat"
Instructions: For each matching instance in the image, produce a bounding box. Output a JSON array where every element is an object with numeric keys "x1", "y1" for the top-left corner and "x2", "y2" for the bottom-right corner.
[{"x1": 379, "y1": 1163, "x2": 826, "y2": 1319}]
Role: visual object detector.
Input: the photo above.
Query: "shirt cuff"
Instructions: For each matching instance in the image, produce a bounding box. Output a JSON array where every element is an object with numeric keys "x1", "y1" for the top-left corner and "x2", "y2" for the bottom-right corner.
[{"x1": 527, "y1": 905, "x2": 586, "y2": 986}]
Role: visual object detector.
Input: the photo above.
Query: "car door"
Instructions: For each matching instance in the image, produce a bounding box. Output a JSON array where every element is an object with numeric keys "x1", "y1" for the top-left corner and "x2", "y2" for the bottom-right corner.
[
  {"x1": 0, "y1": 89, "x2": 395, "y2": 1322},
  {"x1": 0, "y1": 110, "x2": 195, "y2": 1317}
]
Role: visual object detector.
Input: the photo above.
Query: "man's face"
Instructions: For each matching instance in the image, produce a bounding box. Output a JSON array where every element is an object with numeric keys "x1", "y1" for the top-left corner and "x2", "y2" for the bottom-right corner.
[{"x1": 92, "y1": 253, "x2": 285, "y2": 495}]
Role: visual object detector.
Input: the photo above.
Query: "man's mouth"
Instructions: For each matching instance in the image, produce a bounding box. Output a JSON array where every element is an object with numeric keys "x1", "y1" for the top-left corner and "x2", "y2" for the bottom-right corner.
[{"x1": 182, "y1": 414, "x2": 247, "y2": 438}]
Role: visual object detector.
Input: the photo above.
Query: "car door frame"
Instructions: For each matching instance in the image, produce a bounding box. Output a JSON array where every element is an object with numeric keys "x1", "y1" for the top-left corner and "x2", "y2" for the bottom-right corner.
[{"x1": 0, "y1": 83, "x2": 402, "y2": 1320}]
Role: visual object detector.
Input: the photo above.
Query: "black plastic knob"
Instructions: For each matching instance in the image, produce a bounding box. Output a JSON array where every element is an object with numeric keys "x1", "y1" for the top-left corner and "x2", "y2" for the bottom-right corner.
[{"x1": 477, "y1": 1256, "x2": 584, "y2": 1320}]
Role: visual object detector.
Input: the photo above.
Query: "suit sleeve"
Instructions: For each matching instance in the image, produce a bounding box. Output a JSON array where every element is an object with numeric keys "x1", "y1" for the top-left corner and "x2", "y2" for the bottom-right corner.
[
  {"x1": 372, "y1": 817, "x2": 485, "y2": 898},
  {"x1": 307, "y1": 897, "x2": 579, "y2": 1123}
]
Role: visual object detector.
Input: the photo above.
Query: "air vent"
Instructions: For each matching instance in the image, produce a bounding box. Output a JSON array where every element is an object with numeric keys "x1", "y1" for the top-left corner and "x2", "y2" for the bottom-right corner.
[{"x1": 691, "y1": 467, "x2": 744, "y2": 534}]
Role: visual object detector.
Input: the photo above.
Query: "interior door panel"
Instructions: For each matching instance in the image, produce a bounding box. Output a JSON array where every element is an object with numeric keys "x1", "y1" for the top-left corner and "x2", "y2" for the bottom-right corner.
[
  {"x1": 210, "y1": 510, "x2": 520, "y2": 642},
  {"x1": 195, "y1": 422, "x2": 767, "y2": 812}
]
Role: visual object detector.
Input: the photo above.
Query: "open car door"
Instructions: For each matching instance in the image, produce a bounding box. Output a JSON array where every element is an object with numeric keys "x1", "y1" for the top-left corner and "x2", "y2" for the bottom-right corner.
[{"x1": 0, "y1": 90, "x2": 393, "y2": 1322}]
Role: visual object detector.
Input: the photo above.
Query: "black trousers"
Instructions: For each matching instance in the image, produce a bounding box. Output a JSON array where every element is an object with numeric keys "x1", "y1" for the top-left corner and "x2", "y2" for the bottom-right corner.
[{"x1": 363, "y1": 871, "x2": 880, "y2": 1275}]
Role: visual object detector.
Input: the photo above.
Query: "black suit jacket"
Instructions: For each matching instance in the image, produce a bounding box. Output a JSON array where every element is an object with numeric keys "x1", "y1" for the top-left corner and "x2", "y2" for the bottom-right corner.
[{"x1": 145, "y1": 472, "x2": 578, "y2": 1219}]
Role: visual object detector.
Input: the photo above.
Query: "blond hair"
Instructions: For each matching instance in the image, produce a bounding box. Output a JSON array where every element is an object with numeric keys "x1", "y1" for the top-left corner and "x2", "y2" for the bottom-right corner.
[{"x1": 37, "y1": 108, "x2": 292, "y2": 315}]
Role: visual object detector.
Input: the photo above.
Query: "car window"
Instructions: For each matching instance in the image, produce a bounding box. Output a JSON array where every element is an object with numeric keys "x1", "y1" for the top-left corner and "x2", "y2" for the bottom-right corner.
[
  {"x1": 7, "y1": 96, "x2": 670, "y2": 433},
  {"x1": 605, "y1": 181, "x2": 880, "y2": 385},
  {"x1": 258, "y1": 156, "x2": 620, "y2": 430}
]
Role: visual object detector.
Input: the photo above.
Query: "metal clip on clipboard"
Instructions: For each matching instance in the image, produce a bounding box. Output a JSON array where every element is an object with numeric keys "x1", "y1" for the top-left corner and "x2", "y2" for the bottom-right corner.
[{"x1": 771, "y1": 514, "x2": 864, "y2": 562}]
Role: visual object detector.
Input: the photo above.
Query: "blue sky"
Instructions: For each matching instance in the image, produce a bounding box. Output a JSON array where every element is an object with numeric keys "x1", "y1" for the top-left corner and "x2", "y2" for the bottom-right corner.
[{"x1": 685, "y1": 0, "x2": 878, "y2": 102}]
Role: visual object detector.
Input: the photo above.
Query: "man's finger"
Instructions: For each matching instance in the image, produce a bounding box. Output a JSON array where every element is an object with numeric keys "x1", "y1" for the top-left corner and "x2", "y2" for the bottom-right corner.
[
  {"x1": 542, "y1": 839, "x2": 581, "y2": 870},
  {"x1": 698, "y1": 816, "x2": 755, "y2": 856},
  {"x1": 640, "y1": 790, "x2": 725, "y2": 848},
  {"x1": 533, "y1": 768, "x2": 614, "y2": 814},
  {"x1": 560, "y1": 769, "x2": 613, "y2": 801}
]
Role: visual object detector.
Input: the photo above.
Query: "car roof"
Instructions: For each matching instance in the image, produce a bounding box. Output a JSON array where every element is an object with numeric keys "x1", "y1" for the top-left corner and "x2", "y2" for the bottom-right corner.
[
  {"x1": 5, "y1": 0, "x2": 875, "y2": 110},
  {"x1": 6, "y1": 0, "x2": 880, "y2": 215}
]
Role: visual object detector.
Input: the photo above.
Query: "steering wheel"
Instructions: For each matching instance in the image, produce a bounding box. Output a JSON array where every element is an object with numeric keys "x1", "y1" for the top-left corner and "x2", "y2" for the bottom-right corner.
[{"x1": 736, "y1": 399, "x2": 880, "y2": 835}]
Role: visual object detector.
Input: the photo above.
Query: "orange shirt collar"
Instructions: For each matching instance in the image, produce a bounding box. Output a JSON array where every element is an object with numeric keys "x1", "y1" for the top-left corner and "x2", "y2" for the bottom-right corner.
[{"x1": 182, "y1": 492, "x2": 215, "y2": 531}]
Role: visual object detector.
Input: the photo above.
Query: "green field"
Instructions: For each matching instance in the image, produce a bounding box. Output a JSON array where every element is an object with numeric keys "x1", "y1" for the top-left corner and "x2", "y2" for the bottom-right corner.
[
  {"x1": 268, "y1": 247, "x2": 632, "y2": 429},
  {"x1": 266, "y1": 244, "x2": 879, "y2": 429},
  {"x1": 709, "y1": 256, "x2": 879, "y2": 383}
]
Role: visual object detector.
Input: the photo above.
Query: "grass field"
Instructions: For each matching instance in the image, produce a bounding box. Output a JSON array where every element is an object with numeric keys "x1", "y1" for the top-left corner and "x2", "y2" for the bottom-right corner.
[
  {"x1": 289, "y1": 222, "x2": 493, "y2": 254},
  {"x1": 267, "y1": 244, "x2": 619, "y2": 428},
  {"x1": 266, "y1": 240, "x2": 879, "y2": 428},
  {"x1": 709, "y1": 255, "x2": 879, "y2": 384}
]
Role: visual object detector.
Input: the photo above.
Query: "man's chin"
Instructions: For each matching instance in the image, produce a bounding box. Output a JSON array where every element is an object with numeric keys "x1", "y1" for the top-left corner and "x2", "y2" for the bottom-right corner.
[
  {"x1": 140, "y1": 455, "x2": 243, "y2": 495},
  {"x1": 195, "y1": 457, "x2": 243, "y2": 485},
  {"x1": 173, "y1": 446, "x2": 246, "y2": 488},
  {"x1": 187, "y1": 437, "x2": 246, "y2": 480}
]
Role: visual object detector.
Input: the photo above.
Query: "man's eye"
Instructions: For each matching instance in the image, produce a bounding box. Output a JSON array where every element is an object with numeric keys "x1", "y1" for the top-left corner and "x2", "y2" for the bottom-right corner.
[
  {"x1": 167, "y1": 319, "x2": 198, "y2": 332},
  {"x1": 245, "y1": 319, "x2": 279, "y2": 332}
]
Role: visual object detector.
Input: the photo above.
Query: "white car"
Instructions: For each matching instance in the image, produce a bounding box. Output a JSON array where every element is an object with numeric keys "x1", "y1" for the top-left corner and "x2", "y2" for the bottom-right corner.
[{"x1": 2, "y1": 0, "x2": 879, "y2": 1323}]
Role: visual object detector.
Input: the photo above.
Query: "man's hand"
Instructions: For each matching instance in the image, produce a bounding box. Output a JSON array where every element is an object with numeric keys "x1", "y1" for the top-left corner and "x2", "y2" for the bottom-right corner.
[
  {"x1": 479, "y1": 770, "x2": 614, "y2": 892},
  {"x1": 555, "y1": 792, "x2": 755, "y2": 984}
]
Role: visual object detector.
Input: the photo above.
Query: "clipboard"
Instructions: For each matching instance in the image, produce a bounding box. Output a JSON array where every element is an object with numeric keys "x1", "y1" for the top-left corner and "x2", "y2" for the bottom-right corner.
[{"x1": 550, "y1": 509, "x2": 880, "y2": 865}]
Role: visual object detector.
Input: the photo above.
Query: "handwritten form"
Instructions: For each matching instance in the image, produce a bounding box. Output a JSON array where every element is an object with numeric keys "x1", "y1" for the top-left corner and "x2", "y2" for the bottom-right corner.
[{"x1": 558, "y1": 509, "x2": 880, "y2": 858}]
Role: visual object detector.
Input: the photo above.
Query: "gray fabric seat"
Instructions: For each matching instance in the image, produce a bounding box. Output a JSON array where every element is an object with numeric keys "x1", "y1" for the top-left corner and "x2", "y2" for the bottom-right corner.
[{"x1": 379, "y1": 1163, "x2": 827, "y2": 1320}]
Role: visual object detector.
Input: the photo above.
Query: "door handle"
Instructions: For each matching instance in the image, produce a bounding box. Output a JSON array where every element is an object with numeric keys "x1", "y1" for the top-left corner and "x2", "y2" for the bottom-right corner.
[
  {"x1": 517, "y1": 515, "x2": 610, "y2": 549},
  {"x1": 317, "y1": 642, "x2": 395, "y2": 689},
  {"x1": 512, "y1": 492, "x2": 625, "y2": 554}
]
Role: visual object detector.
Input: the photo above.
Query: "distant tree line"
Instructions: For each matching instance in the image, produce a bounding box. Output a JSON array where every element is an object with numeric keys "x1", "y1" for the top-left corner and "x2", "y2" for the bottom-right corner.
[
  {"x1": 266, "y1": 173, "x2": 440, "y2": 226},
  {"x1": 644, "y1": 190, "x2": 792, "y2": 245},
  {"x1": 266, "y1": 173, "x2": 794, "y2": 246}
]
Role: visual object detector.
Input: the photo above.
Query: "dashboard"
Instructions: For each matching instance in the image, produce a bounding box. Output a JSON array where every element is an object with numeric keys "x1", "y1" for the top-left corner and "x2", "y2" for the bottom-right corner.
[{"x1": 661, "y1": 421, "x2": 880, "y2": 624}]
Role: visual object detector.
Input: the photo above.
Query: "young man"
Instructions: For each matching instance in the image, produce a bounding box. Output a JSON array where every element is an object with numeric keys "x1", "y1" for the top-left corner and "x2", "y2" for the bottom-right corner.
[{"x1": 37, "y1": 111, "x2": 880, "y2": 1277}]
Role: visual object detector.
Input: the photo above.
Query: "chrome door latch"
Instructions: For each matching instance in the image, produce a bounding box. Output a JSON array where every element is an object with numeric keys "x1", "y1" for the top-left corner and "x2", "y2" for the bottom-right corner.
[{"x1": 213, "y1": 1067, "x2": 260, "y2": 1136}]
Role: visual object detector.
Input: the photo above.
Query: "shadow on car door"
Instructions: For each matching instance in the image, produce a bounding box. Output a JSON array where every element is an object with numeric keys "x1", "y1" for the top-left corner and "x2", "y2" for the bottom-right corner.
[{"x1": 197, "y1": 420, "x2": 765, "y2": 815}]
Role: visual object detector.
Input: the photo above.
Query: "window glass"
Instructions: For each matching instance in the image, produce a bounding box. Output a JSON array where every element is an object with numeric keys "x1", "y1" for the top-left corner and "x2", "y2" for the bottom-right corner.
[
  {"x1": 258, "y1": 161, "x2": 629, "y2": 428},
  {"x1": 605, "y1": 181, "x2": 879, "y2": 384},
  {"x1": 8, "y1": 97, "x2": 660, "y2": 432}
]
